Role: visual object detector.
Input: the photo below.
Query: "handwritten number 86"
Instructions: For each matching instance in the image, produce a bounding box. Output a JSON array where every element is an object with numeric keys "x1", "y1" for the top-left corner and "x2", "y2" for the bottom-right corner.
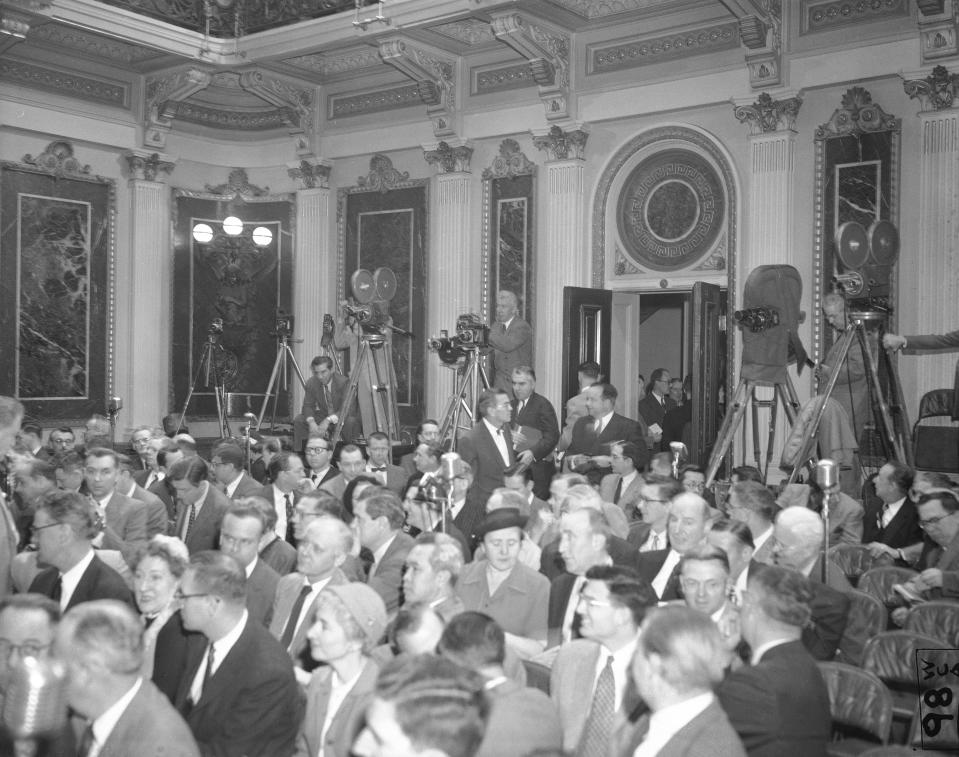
[{"x1": 923, "y1": 688, "x2": 955, "y2": 737}]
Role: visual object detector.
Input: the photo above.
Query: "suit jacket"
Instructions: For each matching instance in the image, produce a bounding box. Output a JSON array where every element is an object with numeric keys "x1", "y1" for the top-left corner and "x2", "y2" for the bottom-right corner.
[
  {"x1": 29, "y1": 554, "x2": 134, "y2": 610},
  {"x1": 225, "y1": 471, "x2": 263, "y2": 499},
  {"x1": 300, "y1": 372, "x2": 350, "y2": 423},
  {"x1": 905, "y1": 329, "x2": 959, "y2": 418},
  {"x1": 488, "y1": 317, "x2": 533, "y2": 394},
  {"x1": 458, "y1": 422, "x2": 516, "y2": 539},
  {"x1": 456, "y1": 560, "x2": 549, "y2": 642},
  {"x1": 639, "y1": 699, "x2": 746, "y2": 757},
  {"x1": 599, "y1": 472, "x2": 644, "y2": 520},
  {"x1": 540, "y1": 533, "x2": 639, "y2": 581},
  {"x1": 320, "y1": 474, "x2": 346, "y2": 502},
  {"x1": 511, "y1": 391, "x2": 560, "y2": 462},
  {"x1": 398, "y1": 452, "x2": 417, "y2": 479},
  {"x1": 130, "y1": 483, "x2": 170, "y2": 539},
  {"x1": 476, "y1": 678, "x2": 562, "y2": 757},
  {"x1": 175, "y1": 616, "x2": 302, "y2": 757},
  {"x1": 718, "y1": 640, "x2": 830, "y2": 757},
  {"x1": 804, "y1": 569, "x2": 851, "y2": 661},
  {"x1": 149, "y1": 477, "x2": 176, "y2": 523},
  {"x1": 294, "y1": 658, "x2": 379, "y2": 757},
  {"x1": 636, "y1": 548, "x2": 682, "y2": 601},
  {"x1": 259, "y1": 535, "x2": 297, "y2": 576},
  {"x1": 366, "y1": 463, "x2": 408, "y2": 495},
  {"x1": 919, "y1": 529, "x2": 959, "y2": 597},
  {"x1": 101, "y1": 491, "x2": 148, "y2": 567},
  {"x1": 550, "y1": 639, "x2": 642, "y2": 752},
  {"x1": 637, "y1": 393, "x2": 676, "y2": 429},
  {"x1": 566, "y1": 413, "x2": 642, "y2": 486},
  {"x1": 269, "y1": 568, "x2": 349, "y2": 664},
  {"x1": 751, "y1": 528, "x2": 776, "y2": 565},
  {"x1": 861, "y1": 495, "x2": 922, "y2": 550},
  {"x1": 369, "y1": 531, "x2": 415, "y2": 614},
  {"x1": 97, "y1": 678, "x2": 199, "y2": 757},
  {"x1": 247, "y1": 558, "x2": 280, "y2": 627},
  {"x1": 174, "y1": 484, "x2": 231, "y2": 554},
  {"x1": 152, "y1": 610, "x2": 205, "y2": 705}
]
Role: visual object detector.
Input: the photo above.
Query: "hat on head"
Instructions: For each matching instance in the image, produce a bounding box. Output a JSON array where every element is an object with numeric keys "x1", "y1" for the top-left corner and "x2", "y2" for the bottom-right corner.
[
  {"x1": 473, "y1": 507, "x2": 527, "y2": 541},
  {"x1": 324, "y1": 582, "x2": 388, "y2": 645}
]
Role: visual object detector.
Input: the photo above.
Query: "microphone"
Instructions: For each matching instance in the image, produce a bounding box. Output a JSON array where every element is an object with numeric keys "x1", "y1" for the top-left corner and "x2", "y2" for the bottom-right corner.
[
  {"x1": 815, "y1": 459, "x2": 839, "y2": 491},
  {"x1": 440, "y1": 452, "x2": 461, "y2": 481},
  {"x1": 2, "y1": 655, "x2": 69, "y2": 740},
  {"x1": 243, "y1": 412, "x2": 257, "y2": 424},
  {"x1": 108, "y1": 396, "x2": 122, "y2": 413}
]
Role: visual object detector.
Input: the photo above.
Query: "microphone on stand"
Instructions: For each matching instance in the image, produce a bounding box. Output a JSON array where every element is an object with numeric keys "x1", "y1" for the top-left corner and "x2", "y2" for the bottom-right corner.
[
  {"x1": 440, "y1": 452, "x2": 461, "y2": 482},
  {"x1": 814, "y1": 458, "x2": 838, "y2": 584}
]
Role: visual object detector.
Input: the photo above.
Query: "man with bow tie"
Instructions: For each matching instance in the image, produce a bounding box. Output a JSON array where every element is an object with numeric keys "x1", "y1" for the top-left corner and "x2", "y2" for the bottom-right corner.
[{"x1": 364, "y1": 431, "x2": 406, "y2": 494}]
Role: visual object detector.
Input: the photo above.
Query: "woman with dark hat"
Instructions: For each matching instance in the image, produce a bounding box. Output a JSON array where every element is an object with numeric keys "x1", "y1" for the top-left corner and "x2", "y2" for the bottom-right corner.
[{"x1": 455, "y1": 508, "x2": 549, "y2": 659}]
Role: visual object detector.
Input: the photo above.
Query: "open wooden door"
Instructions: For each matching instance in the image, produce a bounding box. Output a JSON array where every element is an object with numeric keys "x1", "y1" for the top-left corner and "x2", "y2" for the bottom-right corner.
[
  {"x1": 562, "y1": 286, "x2": 612, "y2": 411},
  {"x1": 690, "y1": 282, "x2": 723, "y2": 465}
]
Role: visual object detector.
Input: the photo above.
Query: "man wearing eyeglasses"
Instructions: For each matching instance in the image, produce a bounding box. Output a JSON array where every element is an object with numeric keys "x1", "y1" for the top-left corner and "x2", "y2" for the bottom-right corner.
[
  {"x1": 896, "y1": 491, "x2": 959, "y2": 600},
  {"x1": 210, "y1": 443, "x2": 261, "y2": 499},
  {"x1": 627, "y1": 475, "x2": 682, "y2": 553}
]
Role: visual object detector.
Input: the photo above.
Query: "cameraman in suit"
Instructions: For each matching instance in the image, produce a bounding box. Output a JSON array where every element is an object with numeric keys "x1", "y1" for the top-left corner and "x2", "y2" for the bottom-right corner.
[
  {"x1": 292, "y1": 356, "x2": 357, "y2": 451},
  {"x1": 488, "y1": 290, "x2": 532, "y2": 399}
]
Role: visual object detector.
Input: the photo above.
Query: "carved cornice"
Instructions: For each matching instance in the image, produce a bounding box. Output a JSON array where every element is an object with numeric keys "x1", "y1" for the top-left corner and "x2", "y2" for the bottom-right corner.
[
  {"x1": 914, "y1": 0, "x2": 959, "y2": 64},
  {"x1": 28, "y1": 23, "x2": 161, "y2": 63},
  {"x1": 802, "y1": 0, "x2": 909, "y2": 33},
  {"x1": 733, "y1": 91, "x2": 802, "y2": 134},
  {"x1": 22, "y1": 140, "x2": 91, "y2": 178},
  {"x1": 0, "y1": 59, "x2": 127, "y2": 106},
  {"x1": 491, "y1": 12, "x2": 570, "y2": 121},
  {"x1": 238, "y1": 70, "x2": 315, "y2": 156},
  {"x1": 588, "y1": 23, "x2": 738, "y2": 75},
  {"x1": 284, "y1": 48, "x2": 382, "y2": 78},
  {"x1": 329, "y1": 83, "x2": 423, "y2": 119},
  {"x1": 745, "y1": 0, "x2": 782, "y2": 89},
  {"x1": 432, "y1": 19, "x2": 496, "y2": 46},
  {"x1": 378, "y1": 37, "x2": 457, "y2": 138},
  {"x1": 903, "y1": 65, "x2": 959, "y2": 112},
  {"x1": 358, "y1": 154, "x2": 411, "y2": 193},
  {"x1": 204, "y1": 168, "x2": 269, "y2": 198},
  {"x1": 482, "y1": 139, "x2": 535, "y2": 180},
  {"x1": 546, "y1": 0, "x2": 646, "y2": 19},
  {"x1": 424, "y1": 140, "x2": 473, "y2": 173},
  {"x1": 287, "y1": 157, "x2": 332, "y2": 189},
  {"x1": 172, "y1": 102, "x2": 292, "y2": 130},
  {"x1": 145, "y1": 67, "x2": 212, "y2": 149},
  {"x1": 473, "y1": 63, "x2": 533, "y2": 95},
  {"x1": 815, "y1": 86, "x2": 900, "y2": 140},
  {"x1": 123, "y1": 150, "x2": 175, "y2": 182},
  {"x1": 532, "y1": 124, "x2": 588, "y2": 161}
]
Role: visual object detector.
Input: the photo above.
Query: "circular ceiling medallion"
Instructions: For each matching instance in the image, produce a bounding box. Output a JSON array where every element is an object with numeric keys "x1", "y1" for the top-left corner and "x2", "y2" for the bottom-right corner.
[{"x1": 616, "y1": 148, "x2": 725, "y2": 272}]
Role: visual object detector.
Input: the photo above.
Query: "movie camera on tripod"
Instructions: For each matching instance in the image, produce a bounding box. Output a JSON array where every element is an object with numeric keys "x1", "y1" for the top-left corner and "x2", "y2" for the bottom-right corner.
[
  {"x1": 208, "y1": 317, "x2": 224, "y2": 336},
  {"x1": 427, "y1": 314, "x2": 490, "y2": 365},
  {"x1": 832, "y1": 219, "x2": 898, "y2": 313},
  {"x1": 733, "y1": 306, "x2": 780, "y2": 333},
  {"x1": 271, "y1": 311, "x2": 294, "y2": 339}
]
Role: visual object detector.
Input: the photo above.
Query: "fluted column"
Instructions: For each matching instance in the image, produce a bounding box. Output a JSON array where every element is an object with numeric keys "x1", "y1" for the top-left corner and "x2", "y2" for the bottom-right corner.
[
  {"x1": 533, "y1": 125, "x2": 589, "y2": 408},
  {"x1": 732, "y1": 94, "x2": 802, "y2": 482},
  {"x1": 424, "y1": 141, "x2": 474, "y2": 418},
  {"x1": 289, "y1": 158, "x2": 333, "y2": 415},
  {"x1": 122, "y1": 150, "x2": 175, "y2": 429},
  {"x1": 901, "y1": 68, "x2": 959, "y2": 415}
]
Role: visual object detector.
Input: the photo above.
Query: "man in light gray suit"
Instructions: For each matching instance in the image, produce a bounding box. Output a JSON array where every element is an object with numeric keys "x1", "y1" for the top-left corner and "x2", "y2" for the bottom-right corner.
[
  {"x1": 218, "y1": 500, "x2": 280, "y2": 627},
  {"x1": 85, "y1": 447, "x2": 148, "y2": 568},
  {"x1": 57, "y1": 600, "x2": 199, "y2": 757},
  {"x1": 599, "y1": 441, "x2": 648, "y2": 520},
  {"x1": 269, "y1": 516, "x2": 352, "y2": 682}
]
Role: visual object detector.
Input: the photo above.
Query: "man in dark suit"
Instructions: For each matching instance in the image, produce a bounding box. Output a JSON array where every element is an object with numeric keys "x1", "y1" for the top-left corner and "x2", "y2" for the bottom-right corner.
[
  {"x1": 509, "y1": 366, "x2": 559, "y2": 500},
  {"x1": 168, "y1": 457, "x2": 231, "y2": 554},
  {"x1": 218, "y1": 501, "x2": 280, "y2": 626},
  {"x1": 863, "y1": 461, "x2": 923, "y2": 563},
  {"x1": 637, "y1": 368, "x2": 676, "y2": 445},
  {"x1": 292, "y1": 355, "x2": 357, "y2": 450},
  {"x1": 625, "y1": 606, "x2": 746, "y2": 757},
  {"x1": 565, "y1": 383, "x2": 643, "y2": 486},
  {"x1": 718, "y1": 565, "x2": 831, "y2": 757},
  {"x1": 488, "y1": 290, "x2": 533, "y2": 398},
  {"x1": 458, "y1": 389, "x2": 517, "y2": 541},
  {"x1": 636, "y1": 492, "x2": 711, "y2": 602},
  {"x1": 58, "y1": 600, "x2": 200, "y2": 757},
  {"x1": 85, "y1": 447, "x2": 148, "y2": 568},
  {"x1": 269, "y1": 516, "x2": 352, "y2": 673},
  {"x1": 175, "y1": 551, "x2": 302, "y2": 757},
  {"x1": 257, "y1": 452, "x2": 307, "y2": 545},
  {"x1": 29, "y1": 490, "x2": 134, "y2": 610},
  {"x1": 210, "y1": 443, "x2": 262, "y2": 499},
  {"x1": 365, "y1": 431, "x2": 409, "y2": 495},
  {"x1": 399, "y1": 419, "x2": 442, "y2": 478},
  {"x1": 354, "y1": 490, "x2": 415, "y2": 614}
]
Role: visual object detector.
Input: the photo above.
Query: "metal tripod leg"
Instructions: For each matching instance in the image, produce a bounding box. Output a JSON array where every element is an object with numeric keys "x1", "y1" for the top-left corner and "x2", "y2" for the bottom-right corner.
[
  {"x1": 856, "y1": 326, "x2": 908, "y2": 464},
  {"x1": 705, "y1": 378, "x2": 751, "y2": 486},
  {"x1": 257, "y1": 337, "x2": 307, "y2": 430},
  {"x1": 438, "y1": 351, "x2": 492, "y2": 450},
  {"x1": 330, "y1": 340, "x2": 372, "y2": 447},
  {"x1": 179, "y1": 339, "x2": 230, "y2": 437}
]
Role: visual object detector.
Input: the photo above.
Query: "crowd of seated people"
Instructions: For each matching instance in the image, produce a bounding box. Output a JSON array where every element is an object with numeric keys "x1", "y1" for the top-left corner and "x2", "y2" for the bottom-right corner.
[{"x1": 0, "y1": 357, "x2": 957, "y2": 757}]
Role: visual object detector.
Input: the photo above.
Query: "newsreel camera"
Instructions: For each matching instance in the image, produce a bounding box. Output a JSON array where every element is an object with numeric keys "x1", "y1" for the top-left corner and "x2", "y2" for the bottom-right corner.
[
  {"x1": 427, "y1": 313, "x2": 490, "y2": 365},
  {"x1": 833, "y1": 219, "x2": 899, "y2": 314},
  {"x1": 343, "y1": 267, "x2": 398, "y2": 335}
]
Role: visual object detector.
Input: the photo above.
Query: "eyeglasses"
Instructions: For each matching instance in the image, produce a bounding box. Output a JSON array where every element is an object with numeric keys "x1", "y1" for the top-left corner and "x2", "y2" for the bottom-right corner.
[
  {"x1": 578, "y1": 592, "x2": 614, "y2": 609},
  {"x1": 0, "y1": 640, "x2": 49, "y2": 658},
  {"x1": 174, "y1": 590, "x2": 211, "y2": 601},
  {"x1": 30, "y1": 522, "x2": 61, "y2": 535},
  {"x1": 305, "y1": 447, "x2": 329, "y2": 454},
  {"x1": 638, "y1": 497, "x2": 667, "y2": 505},
  {"x1": 920, "y1": 514, "x2": 952, "y2": 529}
]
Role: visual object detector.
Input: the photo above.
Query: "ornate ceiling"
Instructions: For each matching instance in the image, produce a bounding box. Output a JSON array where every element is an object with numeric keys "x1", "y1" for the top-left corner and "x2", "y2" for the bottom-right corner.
[{"x1": 0, "y1": 0, "x2": 933, "y2": 153}]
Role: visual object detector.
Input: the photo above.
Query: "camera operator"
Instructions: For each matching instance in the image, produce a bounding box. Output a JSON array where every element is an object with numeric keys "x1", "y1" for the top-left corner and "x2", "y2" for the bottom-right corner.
[
  {"x1": 488, "y1": 290, "x2": 532, "y2": 399},
  {"x1": 292, "y1": 356, "x2": 358, "y2": 452},
  {"x1": 818, "y1": 293, "x2": 869, "y2": 439}
]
